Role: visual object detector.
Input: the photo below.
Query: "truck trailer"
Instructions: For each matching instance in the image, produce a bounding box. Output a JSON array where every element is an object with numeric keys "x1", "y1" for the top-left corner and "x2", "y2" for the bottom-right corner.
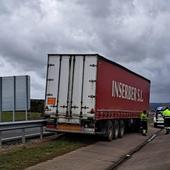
[{"x1": 45, "y1": 54, "x2": 150, "y2": 141}]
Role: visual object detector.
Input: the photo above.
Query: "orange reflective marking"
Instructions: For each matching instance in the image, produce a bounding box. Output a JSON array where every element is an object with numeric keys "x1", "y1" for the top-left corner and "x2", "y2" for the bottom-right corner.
[{"x1": 47, "y1": 97, "x2": 56, "y2": 105}]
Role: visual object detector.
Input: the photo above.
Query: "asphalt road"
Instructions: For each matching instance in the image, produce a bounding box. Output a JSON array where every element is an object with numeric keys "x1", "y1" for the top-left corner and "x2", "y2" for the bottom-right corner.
[{"x1": 117, "y1": 129, "x2": 170, "y2": 170}]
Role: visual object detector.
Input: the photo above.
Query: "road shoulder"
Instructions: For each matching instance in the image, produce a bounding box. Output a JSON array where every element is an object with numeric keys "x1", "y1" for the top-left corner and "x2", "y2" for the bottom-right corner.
[{"x1": 26, "y1": 126, "x2": 160, "y2": 170}]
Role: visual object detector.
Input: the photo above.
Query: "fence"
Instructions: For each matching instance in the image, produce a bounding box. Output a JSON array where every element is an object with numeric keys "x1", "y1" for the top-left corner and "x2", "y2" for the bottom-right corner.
[{"x1": 0, "y1": 120, "x2": 46, "y2": 147}]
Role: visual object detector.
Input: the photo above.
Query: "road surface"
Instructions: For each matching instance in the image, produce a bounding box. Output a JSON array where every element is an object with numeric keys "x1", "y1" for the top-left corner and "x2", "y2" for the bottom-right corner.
[
  {"x1": 26, "y1": 126, "x2": 159, "y2": 170},
  {"x1": 117, "y1": 129, "x2": 170, "y2": 170}
]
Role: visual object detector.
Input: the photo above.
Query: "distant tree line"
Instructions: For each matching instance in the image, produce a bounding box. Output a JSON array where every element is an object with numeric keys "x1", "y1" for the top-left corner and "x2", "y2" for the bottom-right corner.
[
  {"x1": 30, "y1": 100, "x2": 170, "y2": 113},
  {"x1": 30, "y1": 99, "x2": 44, "y2": 113}
]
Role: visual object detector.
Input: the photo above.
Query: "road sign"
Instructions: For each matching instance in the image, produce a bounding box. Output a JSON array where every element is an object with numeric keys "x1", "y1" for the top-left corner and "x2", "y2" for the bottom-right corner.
[{"x1": 0, "y1": 75, "x2": 30, "y2": 121}]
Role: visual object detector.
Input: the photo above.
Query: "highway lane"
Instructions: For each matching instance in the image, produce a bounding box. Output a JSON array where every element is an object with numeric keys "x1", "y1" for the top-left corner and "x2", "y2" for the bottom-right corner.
[{"x1": 117, "y1": 129, "x2": 170, "y2": 170}]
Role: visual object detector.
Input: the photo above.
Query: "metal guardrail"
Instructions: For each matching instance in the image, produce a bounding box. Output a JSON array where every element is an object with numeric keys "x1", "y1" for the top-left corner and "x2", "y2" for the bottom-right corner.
[{"x1": 0, "y1": 119, "x2": 46, "y2": 147}]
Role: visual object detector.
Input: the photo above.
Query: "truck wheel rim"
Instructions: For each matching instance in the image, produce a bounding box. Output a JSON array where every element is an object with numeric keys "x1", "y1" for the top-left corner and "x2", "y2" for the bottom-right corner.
[
  {"x1": 108, "y1": 127, "x2": 113, "y2": 139},
  {"x1": 115, "y1": 128, "x2": 118, "y2": 137},
  {"x1": 120, "y1": 127, "x2": 124, "y2": 136}
]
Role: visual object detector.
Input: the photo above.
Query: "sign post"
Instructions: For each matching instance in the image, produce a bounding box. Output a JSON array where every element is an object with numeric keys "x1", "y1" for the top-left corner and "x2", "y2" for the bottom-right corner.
[{"x1": 0, "y1": 77, "x2": 2, "y2": 122}]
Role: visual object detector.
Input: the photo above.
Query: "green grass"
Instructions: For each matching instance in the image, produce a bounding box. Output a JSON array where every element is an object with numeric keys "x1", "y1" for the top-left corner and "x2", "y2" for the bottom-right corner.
[
  {"x1": 0, "y1": 135, "x2": 95, "y2": 170},
  {"x1": 1, "y1": 112, "x2": 42, "y2": 122}
]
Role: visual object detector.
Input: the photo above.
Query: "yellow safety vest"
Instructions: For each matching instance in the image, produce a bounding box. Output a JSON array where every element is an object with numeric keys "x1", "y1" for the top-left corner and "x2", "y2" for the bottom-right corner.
[
  {"x1": 140, "y1": 112, "x2": 148, "y2": 121},
  {"x1": 162, "y1": 109, "x2": 170, "y2": 117}
]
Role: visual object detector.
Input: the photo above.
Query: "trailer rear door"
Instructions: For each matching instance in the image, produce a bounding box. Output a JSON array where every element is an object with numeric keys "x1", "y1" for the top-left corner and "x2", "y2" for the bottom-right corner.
[{"x1": 45, "y1": 55, "x2": 97, "y2": 123}]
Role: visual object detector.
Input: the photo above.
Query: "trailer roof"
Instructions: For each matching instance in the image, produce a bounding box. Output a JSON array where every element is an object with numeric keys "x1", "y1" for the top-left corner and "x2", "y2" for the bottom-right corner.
[{"x1": 48, "y1": 54, "x2": 151, "y2": 83}]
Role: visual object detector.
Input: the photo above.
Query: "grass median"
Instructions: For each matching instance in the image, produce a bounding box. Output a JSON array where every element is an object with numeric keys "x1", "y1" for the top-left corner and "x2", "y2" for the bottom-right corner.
[
  {"x1": 0, "y1": 134, "x2": 96, "y2": 170},
  {"x1": 1, "y1": 112, "x2": 42, "y2": 122}
]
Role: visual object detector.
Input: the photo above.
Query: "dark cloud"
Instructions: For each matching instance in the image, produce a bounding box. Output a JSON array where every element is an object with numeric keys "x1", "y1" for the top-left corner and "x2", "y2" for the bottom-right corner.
[{"x1": 0, "y1": 0, "x2": 170, "y2": 102}]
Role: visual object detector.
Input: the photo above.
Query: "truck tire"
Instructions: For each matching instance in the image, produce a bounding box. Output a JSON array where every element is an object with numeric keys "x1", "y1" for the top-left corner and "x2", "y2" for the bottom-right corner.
[
  {"x1": 154, "y1": 123, "x2": 157, "y2": 128},
  {"x1": 118, "y1": 120, "x2": 125, "y2": 138},
  {"x1": 105, "y1": 120, "x2": 113, "y2": 141},
  {"x1": 112, "y1": 120, "x2": 119, "y2": 139}
]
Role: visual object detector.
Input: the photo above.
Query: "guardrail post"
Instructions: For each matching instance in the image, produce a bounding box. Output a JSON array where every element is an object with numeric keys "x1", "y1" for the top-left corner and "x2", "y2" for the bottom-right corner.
[
  {"x1": 40, "y1": 126, "x2": 43, "y2": 140},
  {"x1": 22, "y1": 128, "x2": 26, "y2": 144},
  {"x1": 0, "y1": 131, "x2": 2, "y2": 148}
]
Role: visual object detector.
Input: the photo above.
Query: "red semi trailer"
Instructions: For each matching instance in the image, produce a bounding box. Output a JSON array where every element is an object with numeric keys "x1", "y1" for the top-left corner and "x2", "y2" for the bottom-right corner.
[{"x1": 45, "y1": 54, "x2": 150, "y2": 140}]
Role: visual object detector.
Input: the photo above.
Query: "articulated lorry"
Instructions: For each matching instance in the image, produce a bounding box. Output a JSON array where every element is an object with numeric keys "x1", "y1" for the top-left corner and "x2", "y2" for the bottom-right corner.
[{"x1": 45, "y1": 54, "x2": 150, "y2": 140}]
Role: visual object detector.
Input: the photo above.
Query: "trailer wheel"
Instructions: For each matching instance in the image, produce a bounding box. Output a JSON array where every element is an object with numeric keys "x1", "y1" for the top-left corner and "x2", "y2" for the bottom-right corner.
[
  {"x1": 112, "y1": 120, "x2": 119, "y2": 139},
  {"x1": 105, "y1": 120, "x2": 113, "y2": 141},
  {"x1": 154, "y1": 123, "x2": 157, "y2": 128},
  {"x1": 118, "y1": 120, "x2": 125, "y2": 138}
]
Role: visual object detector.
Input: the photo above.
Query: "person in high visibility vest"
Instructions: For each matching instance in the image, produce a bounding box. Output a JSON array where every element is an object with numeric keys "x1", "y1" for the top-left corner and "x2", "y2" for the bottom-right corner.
[
  {"x1": 161, "y1": 107, "x2": 170, "y2": 134},
  {"x1": 140, "y1": 110, "x2": 148, "y2": 136}
]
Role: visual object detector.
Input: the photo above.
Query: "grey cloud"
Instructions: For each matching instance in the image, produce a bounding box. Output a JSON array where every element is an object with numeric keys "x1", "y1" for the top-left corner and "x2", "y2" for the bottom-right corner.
[
  {"x1": 0, "y1": 0, "x2": 170, "y2": 101},
  {"x1": 0, "y1": 0, "x2": 42, "y2": 15},
  {"x1": 77, "y1": 0, "x2": 113, "y2": 18}
]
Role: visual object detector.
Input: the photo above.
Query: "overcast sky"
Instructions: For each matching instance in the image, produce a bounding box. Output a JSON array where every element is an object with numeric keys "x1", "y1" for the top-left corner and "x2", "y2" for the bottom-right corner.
[{"x1": 0, "y1": 0, "x2": 170, "y2": 103}]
